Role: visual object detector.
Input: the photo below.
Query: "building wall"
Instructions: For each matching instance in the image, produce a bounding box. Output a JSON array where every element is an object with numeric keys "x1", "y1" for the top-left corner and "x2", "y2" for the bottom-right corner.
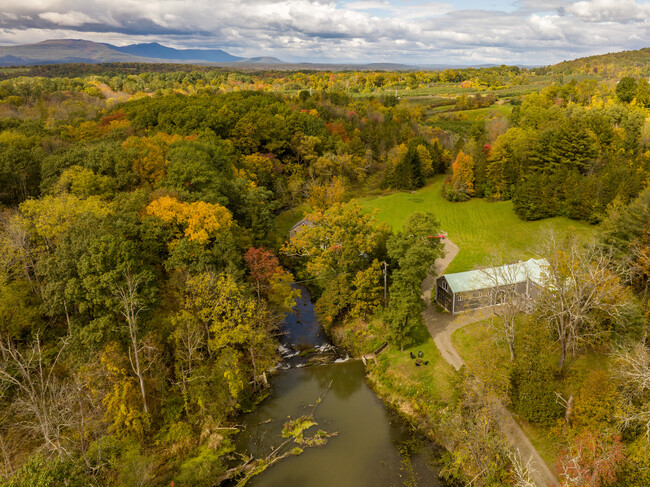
[
  {"x1": 443, "y1": 282, "x2": 533, "y2": 314},
  {"x1": 436, "y1": 276, "x2": 541, "y2": 314},
  {"x1": 289, "y1": 222, "x2": 309, "y2": 239},
  {"x1": 454, "y1": 290, "x2": 491, "y2": 313},
  {"x1": 528, "y1": 280, "x2": 541, "y2": 299},
  {"x1": 436, "y1": 278, "x2": 453, "y2": 312}
]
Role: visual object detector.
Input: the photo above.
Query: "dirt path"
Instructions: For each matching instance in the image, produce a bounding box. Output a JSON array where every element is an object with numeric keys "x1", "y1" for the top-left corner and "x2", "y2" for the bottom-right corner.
[
  {"x1": 424, "y1": 241, "x2": 559, "y2": 487},
  {"x1": 421, "y1": 238, "x2": 459, "y2": 304}
]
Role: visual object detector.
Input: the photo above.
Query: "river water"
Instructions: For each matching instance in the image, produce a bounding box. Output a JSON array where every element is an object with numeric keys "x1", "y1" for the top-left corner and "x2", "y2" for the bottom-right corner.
[{"x1": 236, "y1": 285, "x2": 444, "y2": 487}]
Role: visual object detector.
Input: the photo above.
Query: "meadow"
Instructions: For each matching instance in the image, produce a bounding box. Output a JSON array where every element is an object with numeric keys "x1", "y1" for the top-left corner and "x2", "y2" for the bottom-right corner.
[{"x1": 355, "y1": 177, "x2": 596, "y2": 273}]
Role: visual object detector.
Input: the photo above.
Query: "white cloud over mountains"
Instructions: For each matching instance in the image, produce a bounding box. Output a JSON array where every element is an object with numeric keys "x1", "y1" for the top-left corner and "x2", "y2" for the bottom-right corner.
[{"x1": 0, "y1": 0, "x2": 648, "y2": 64}]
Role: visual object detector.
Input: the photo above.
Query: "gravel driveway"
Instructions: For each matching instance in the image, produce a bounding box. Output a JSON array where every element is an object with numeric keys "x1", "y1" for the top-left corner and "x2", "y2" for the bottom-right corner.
[{"x1": 423, "y1": 240, "x2": 559, "y2": 487}]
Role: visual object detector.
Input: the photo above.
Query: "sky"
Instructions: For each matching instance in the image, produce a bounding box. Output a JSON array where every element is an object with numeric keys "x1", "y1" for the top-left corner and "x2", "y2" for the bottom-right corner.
[{"x1": 0, "y1": 0, "x2": 648, "y2": 65}]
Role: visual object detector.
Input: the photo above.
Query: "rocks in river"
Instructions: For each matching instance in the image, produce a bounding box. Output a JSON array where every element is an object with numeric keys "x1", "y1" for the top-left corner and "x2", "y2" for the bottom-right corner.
[
  {"x1": 278, "y1": 343, "x2": 299, "y2": 359},
  {"x1": 315, "y1": 343, "x2": 335, "y2": 353},
  {"x1": 269, "y1": 362, "x2": 291, "y2": 372},
  {"x1": 274, "y1": 341, "x2": 341, "y2": 370}
]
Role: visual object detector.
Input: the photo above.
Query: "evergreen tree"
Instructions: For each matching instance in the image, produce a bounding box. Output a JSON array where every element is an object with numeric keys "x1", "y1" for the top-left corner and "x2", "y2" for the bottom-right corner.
[
  {"x1": 386, "y1": 212, "x2": 444, "y2": 349},
  {"x1": 385, "y1": 145, "x2": 424, "y2": 190},
  {"x1": 511, "y1": 318, "x2": 561, "y2": 425}
]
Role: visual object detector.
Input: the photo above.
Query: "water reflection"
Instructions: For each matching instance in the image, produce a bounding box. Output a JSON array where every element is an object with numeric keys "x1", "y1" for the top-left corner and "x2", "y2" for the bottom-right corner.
[
  {"x1": 235, "y1": 283, "x2": 442, "y2": 487},
  {"x1": 307, "y1": 358, "x2": 363, "y2": 401},
  {"x1": 238, "y1": 362, "x2": 442, "y2": 487},
  {"x1": 280, "y1": 285, "x2": 328, "y2": 348}
]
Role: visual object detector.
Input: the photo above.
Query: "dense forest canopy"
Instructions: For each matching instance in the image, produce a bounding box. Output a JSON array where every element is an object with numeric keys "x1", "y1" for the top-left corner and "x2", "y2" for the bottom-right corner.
[{"x1": 0, "y1": 53, "x2": 648, "y2": 485}]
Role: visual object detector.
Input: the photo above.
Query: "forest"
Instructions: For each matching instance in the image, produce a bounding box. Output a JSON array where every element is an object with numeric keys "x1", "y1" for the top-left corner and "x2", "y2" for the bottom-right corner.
[{"x1": 0, "y1": 54, "x2": 648, "y2": 486}]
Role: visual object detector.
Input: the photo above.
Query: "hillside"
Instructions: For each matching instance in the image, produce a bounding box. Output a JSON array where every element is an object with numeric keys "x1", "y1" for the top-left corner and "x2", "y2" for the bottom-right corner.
[
  {"x1": 0, "y1": 39, "x2": 152, "y2": 65},
  {"x1": 546, "y1": 46, "x2": 650, "y2": 77}
]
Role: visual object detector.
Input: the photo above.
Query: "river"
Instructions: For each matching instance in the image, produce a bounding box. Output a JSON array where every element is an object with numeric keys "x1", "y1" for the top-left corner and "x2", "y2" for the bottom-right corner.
[{"x1": 236, "y1": 285, "x2": 444, "y2": 487}]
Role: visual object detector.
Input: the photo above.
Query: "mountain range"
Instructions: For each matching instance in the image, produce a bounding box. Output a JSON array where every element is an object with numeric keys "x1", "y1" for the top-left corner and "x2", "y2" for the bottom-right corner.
[
  {"x1": 0, "y1": 39, "x2": 285, "y2": 67},
  {"x1": 0, "y1": 39, "x2": 516, "y2": 71}
]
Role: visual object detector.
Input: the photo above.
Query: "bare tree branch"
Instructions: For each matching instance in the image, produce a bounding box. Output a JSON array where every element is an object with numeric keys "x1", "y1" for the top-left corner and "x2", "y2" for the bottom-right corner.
[{"x1": 114, "y1": 269, "x2": 148, "y2": 415}]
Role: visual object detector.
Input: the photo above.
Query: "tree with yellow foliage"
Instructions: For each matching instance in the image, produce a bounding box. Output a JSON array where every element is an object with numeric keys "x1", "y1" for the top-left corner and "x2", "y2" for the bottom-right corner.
[
  {"x1": 122, "y1": 133, "x2": 184, "y2": 187},
  {"x1": 146, "y1": 195, "x2": 232, "y2": 245}
]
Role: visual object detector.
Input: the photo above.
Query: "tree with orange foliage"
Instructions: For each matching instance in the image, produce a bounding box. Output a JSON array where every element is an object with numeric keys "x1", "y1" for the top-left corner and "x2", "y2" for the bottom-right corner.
[
  {"x1": 243, "y1": 247, "x2": 299, "y2": 313},
  {"x1": 444, "y1": 151, "x2": 475, "y2": 201},
  {"x1": 557, "y1": 430, "x2": 625, "y2": 487}
]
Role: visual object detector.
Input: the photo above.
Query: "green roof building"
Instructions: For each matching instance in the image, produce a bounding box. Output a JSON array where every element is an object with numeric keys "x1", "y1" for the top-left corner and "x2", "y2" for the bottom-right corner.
[{"x1": 435, "y1": 258, "x2": 549, "y2": 314}]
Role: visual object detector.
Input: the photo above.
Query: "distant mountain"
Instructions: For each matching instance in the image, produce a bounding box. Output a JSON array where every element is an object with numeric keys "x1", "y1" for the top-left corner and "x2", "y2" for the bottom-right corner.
[
  {"x1": 237, "y1": 56, "x2": 285, "y2": 64},
  {"x1": 0, "y1": 39, "x2": 149, "y2": 66},
  {"x1": 110, "y1": 42, "x2": 244, "y2": 63},
  {"x1": 0, "y1": 39, "x2": 284, "y2": 66}
]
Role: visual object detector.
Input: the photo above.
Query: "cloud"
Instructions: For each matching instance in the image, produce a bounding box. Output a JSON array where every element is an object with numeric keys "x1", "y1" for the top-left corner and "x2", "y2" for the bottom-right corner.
[
  {"x1": 38, "y1": 11, "x2": 97, "y2": 27},
  {"x1": 566, "y1": 0, "x2": 650, "y2": 22},
  {"x1": 0, "y1": 0, "x2": 649, "y2": 65}
]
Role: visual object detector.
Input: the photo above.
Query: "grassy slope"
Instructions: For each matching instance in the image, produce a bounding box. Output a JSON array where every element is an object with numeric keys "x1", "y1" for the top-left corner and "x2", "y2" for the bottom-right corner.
[
  {"x1": 452, "y1": 321, "x2": 611, "y2": 469},
  {"x1": 373, "y1": 321, "x2": 456, "y2": 404},
  {"x1": 356, "y1": 177, "x2": 596, "y2": 273}
]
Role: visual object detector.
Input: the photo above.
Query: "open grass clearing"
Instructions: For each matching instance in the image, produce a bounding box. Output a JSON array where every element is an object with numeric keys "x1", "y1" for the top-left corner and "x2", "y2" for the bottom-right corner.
[
  {"x1": 370, "y1": 320, "x2": 457, "y2": 407},
  {"x1": 274, "y1": 203, "x2": 311, "y2": 245},
  {"x1": 355, "y1": 177, "x2": 596, "y2": 273}
]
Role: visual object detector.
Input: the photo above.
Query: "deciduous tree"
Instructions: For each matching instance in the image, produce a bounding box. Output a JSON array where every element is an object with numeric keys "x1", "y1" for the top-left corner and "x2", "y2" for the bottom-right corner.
[
  {"x1": 444, "y1": 151, "x2": 475, "y2": 201},
  {"x1": 536, "y1": 235, "x2": 634, "y2": 370}
]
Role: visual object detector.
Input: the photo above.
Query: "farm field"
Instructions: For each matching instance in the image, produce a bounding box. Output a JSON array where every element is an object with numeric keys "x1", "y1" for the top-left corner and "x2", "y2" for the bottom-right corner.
[
  {"x1": 427, "y1": 104, "x2": 514, "y2": 133},
  {"x1": 355, "y1": 178, "x2": 596, "y2": 273}
]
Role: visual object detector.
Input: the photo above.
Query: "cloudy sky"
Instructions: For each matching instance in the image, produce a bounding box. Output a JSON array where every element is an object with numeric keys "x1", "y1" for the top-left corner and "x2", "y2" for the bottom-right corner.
[{"x1": 0, "y1": 0, "x2": 648, "y2": 65}]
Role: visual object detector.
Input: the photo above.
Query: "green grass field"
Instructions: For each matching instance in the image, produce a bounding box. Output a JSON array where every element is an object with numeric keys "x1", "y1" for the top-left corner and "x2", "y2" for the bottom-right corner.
[
  {"x1": 275, "y1": 203, "x2": 310, "y2": 239},
  {"x1": 368, "y1": 319, "x2": 457, "y2": 410},
  {"x1": 356, "y1": 178, "x2": 596, "y2": 273},
  {"x1": 427, "y1": 104, "x2": 514, "y2": 134}
]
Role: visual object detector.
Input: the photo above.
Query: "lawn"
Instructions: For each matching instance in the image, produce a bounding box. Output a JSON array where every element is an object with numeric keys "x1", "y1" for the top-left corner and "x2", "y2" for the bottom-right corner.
[
  {"x1": 368, "y1": 319, "x2": 457, "y2": 410},
  {"x1": 274, "y1": 203, "x2": 311, "y2": 245},
  {"x1": 355, "y1": 177, "x2": 596, "y2": 273}
]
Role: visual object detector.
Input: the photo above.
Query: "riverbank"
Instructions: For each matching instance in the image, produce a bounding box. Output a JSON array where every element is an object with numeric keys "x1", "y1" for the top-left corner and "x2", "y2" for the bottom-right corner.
[
  {"x1": 326, "y1": 316, "x2": 459, "y2": 482},
  {"x1": 234, "y1": 284, "x2": 446, "y2": 487}
]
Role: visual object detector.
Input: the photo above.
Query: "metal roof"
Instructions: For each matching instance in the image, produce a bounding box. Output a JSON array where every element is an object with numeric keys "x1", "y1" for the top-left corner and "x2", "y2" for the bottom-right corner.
[
  {"x1": 442, "y1": 258, "x2": 548, "y2": 294},
  {"x1": 289, "y1": 218, "x2": 314, "y2": 232}
]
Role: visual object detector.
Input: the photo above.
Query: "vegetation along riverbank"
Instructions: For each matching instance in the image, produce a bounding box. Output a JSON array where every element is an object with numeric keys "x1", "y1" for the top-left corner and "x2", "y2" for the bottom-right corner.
[{"x1": 0, "y1": 50, "x2": 648, "y2": 485}]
